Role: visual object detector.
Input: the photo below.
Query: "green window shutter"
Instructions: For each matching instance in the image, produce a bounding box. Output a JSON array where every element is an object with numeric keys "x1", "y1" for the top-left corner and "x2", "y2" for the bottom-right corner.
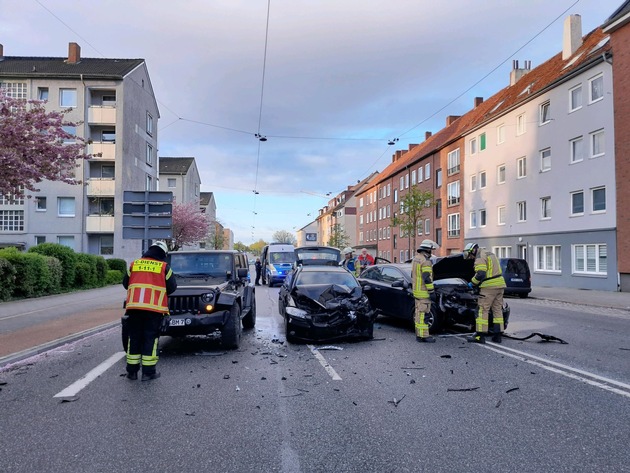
[{"x1": 480, "y1": 133, "x2": 486, "y2": 150}]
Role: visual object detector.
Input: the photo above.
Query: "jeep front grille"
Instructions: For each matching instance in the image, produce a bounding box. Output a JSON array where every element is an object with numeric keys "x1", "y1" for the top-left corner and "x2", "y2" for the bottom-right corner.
[{"x1": 169, "y1": 295, "x2": 201, "y2": 315}]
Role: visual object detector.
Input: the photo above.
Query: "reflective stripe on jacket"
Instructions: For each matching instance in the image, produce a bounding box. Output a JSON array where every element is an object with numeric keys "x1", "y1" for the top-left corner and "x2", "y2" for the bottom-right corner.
[
  {"x1": 125, "y1": 258, "x2": 172, "y2": 313},
  {"x1": 472, "y1": 249, "x2": 506, "y2": 289},
  {"x1": 341, "y1": 257, "x2": 361, "y2": 277},
  {"x1": 412, "y1": 253, "x2": 434, "y2": 299}
]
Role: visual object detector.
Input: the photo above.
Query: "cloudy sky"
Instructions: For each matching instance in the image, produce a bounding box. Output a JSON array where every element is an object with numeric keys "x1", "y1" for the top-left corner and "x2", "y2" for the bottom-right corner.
[{"x1": 1, "y1": 0, "x2": 623, "y2": 244}]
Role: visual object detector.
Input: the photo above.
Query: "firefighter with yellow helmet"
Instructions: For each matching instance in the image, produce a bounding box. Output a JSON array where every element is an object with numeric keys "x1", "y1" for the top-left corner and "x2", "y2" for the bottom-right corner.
[
  {"x1": 463, "y1": 243, "x2": 506, "y2": 344},
  {"x1": 412, "y1": 239, "x2": 438, "y2": 343}
]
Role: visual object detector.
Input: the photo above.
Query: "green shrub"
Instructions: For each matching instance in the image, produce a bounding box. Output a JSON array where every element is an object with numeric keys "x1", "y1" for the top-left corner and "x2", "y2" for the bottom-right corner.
[
  {"x1": 28, "y1": 243, "x2": 77, "y2": 289},
  {"x1": 43, "y1": 256, "x2": 63, "y2": 294},
  {"x1": 0, "y1": 257, "x2": 17, "y2": 301},
  {"x1": 74, "y1": 253, "x2": 99, "y2": 288},
  {"x1": 106, "y1": 269, "x2": 124, "y2": 285},
  {"x1": 94, "y1": 255, "x2": 108, "y2": 287},
  {"x1": 0, "y1": 247, "x2": 50, "y2": 298},
  {"x1": 107, "y1": 258, "x2": 128, "y2": 273}
]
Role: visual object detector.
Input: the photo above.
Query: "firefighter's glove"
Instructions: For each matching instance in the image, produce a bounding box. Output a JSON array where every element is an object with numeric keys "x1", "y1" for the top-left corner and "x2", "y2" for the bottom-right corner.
[{"x1": 467, "y1": 282, "x2": 474, "y2": 289}]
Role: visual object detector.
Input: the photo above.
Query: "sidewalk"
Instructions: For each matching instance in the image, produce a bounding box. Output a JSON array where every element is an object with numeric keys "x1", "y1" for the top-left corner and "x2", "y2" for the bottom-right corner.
[{"x1": 530, "y1": 286, "x2": 630, "y2": 311}]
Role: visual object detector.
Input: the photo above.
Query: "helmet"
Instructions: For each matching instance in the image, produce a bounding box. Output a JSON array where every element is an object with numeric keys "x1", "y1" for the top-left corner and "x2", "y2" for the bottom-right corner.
[
  {"x1": 343, "y1": 247, "x2": 354, "y2": 255},
  {"x1": 417, "y1": 239, "x2": 438, "y2": 253},
  {"x1": 463, "y1": 242, "x2": 478, "y2": 256},
  {"x1": 151, "y1": 240, "x2": 168, "y2": 254}
]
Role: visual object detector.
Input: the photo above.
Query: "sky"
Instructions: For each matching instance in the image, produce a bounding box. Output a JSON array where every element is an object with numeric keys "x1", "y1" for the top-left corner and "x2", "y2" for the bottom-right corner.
[{"x1": 0, "y1": 0, "x2": 624, "y2": 244}]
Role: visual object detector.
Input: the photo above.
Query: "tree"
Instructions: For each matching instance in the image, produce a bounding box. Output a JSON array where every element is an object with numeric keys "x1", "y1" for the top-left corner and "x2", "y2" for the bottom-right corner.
[
  {"x1": 327, "y1": 223, "x2": 350, "y2": 249},
  {"x1": 0, "y1": 90, "x2": 92, "y2": 197},
  {"x1": 207, "y1": 222, "x2": 226, "y2": 250},
  {"x1": 391, "y1": 186, "x2": 435, "y2": 252},
  {"x1": 234, "y1": 241, "x2": 250, "y2": 252},
  {"x1": 249, "y1": 239, "x2": 267, "y2": 255},
  {"x1": 272, "y1": 230, "x2": 297, "y2": 245},
  {"x1": 168, "y1": 200, "x2": 211, "y2": 251}
]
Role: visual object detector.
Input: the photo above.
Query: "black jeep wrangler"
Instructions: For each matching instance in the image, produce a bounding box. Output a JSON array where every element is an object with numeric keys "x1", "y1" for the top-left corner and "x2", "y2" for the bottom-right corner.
[{"x1": 122, "y1": 250, "x2": 256, "y2": 349}]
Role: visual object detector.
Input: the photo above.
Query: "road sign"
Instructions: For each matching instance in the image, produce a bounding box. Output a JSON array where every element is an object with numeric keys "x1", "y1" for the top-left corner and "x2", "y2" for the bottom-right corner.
[
  {"x1": 122, "y1": 215, "x2": 172, "y2": 228},
  {"x1": 123, "y1": 227, "x2": 172, "y2": 239},
  {"x1": 123, "y1": 191, "x2": 173, "y2": 203},
  {"x1": 122, "y1": 190, "x2": 173, "y2": 242},
  {"x1": 123, "y1": 203, "x2": 173, "y2": 214}
]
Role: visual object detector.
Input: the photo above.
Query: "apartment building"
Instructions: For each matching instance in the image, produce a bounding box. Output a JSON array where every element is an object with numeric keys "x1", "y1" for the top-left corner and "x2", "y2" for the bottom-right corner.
[
  {"x1": 0, "y1": 43, "x2": 159, "y2": 262},
  {"x1": 158, "y1": 157, "x2": 201, "y2": 204}
]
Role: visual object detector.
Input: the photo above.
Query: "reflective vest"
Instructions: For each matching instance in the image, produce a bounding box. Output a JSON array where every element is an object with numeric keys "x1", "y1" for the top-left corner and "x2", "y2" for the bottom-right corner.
[
  {"x1": 412, "y1": 253, "x2": 434, "y2": 299},
  {"x1": 125, "y1": 258, "x2": 171, "y2": 314},
  {"x1": 472, "y1": 249, "x2": 506, "y2": 289},
  {"x1": 341, "y1": 256, "x2": 361, "y2": 276}
]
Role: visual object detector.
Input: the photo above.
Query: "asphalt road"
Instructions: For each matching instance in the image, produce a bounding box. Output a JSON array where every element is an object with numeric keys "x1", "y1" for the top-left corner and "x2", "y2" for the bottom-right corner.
[{"x1": 1, "y1": 286, "x2": 629, "y2": 472}]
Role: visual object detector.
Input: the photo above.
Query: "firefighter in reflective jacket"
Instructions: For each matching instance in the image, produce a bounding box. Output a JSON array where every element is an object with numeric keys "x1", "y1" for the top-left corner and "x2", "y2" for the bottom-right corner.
[
  {"x1": 463, "y1": 243, "x2": 506, "y2": 344},
  {"x1": 412, "y1": 239, "x2": 439, "y2": 343},
  {"x1": 122, "y1": 241, "x2": 177, "y2": 381}
]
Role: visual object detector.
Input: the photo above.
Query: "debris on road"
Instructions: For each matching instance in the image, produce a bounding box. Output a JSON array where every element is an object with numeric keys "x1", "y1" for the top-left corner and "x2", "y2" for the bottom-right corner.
[
  {"x1": 388, "y1": 395, "x2": 406, "y2": 407},
  {"x1": 447, "y1": 387, "x2": 480, "y2": 392},
  {"x1": 315, "y1": 346, "x2": 343, "y2": 351}
]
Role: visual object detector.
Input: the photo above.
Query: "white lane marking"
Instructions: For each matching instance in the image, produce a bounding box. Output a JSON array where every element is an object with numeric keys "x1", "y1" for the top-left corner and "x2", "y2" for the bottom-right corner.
[
  {"x1": 308, "y1": 345, "x2": 342, "y2": 381},
  {"x1": 54, "y1": 351, "x2": 126, "y2": 398},
  {"x1": 480, "y1": 342, "x2": 630, "y2": 399}
]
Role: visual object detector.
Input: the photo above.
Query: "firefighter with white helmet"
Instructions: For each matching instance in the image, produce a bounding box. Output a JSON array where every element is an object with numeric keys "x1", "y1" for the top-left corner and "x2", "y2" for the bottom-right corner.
[
  {"x1": 340, "y1": 247, "x2": 360, "y2": 277},
  {"x1": 412, "y1": 239, "x2": 438, "y2": 343}
]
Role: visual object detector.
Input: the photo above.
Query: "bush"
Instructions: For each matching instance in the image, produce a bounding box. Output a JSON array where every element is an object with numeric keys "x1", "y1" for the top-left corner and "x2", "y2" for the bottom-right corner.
[
  {"x1": 106, "y1": 269, "x2": 124, "y2": 285},
  {"x1": 94, "y1": 255, "x2": 108, "y2": 287},
  {"x1": 0, "y1": 247, "x2": 51, "y2": 298},
  {"x1": 0, "y1": 257, "x2": 17, "y2": 301},
  {"x1": 29, "y1": 243, "x2": 77, "y2": 290},
  {"x1": 74, "y1": 253, "x2": 100, "y2": 288},
  {"x1": 43, "y1": 255, "x2": 63, "y2": 294},
  {"x1": 107, "y1": 258, "x2": 128, "y2": 273}
]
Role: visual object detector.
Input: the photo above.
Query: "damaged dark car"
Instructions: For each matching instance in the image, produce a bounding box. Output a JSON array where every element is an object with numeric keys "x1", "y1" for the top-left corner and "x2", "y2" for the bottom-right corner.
[
  {"x1": 278, "y1": 265, "x2": 376, "y2": 343},
  {"x1": 357, "y1": 254, "x2": 509, "y2": 334}
]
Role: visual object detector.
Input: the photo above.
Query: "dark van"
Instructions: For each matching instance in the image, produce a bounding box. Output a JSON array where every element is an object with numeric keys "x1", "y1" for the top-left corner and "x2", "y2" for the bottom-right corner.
[{"x1": 500, "y1": 258, "x2": 532, "y2": 298}]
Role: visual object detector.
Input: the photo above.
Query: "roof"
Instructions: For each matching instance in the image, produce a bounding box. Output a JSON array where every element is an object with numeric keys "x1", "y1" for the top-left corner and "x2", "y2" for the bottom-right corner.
[
  {"x1": 159, "y1": 157, "x2": 195, "y2": 174},
  {"x1": 0, "y1": 57, "x2": 145, "y2": 79},
  {"x1": 199, "y1": 192, "x2": 214, "y2": 206}
]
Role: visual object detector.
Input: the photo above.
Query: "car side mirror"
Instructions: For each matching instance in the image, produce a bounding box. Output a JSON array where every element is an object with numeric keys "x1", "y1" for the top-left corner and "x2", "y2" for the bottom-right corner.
[
  {"x1": 237, "y1": 268, "x2": 248, "y2": 279},
  {"x1": 392, "y1": 280, "x2": 410, "y2": 290},
  {"x1": 362, "y1": 284, "x2": 372, "y2": 292}
]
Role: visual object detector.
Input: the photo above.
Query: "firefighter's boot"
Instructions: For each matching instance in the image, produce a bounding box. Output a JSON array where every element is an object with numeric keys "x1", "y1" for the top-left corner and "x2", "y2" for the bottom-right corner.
[
  {"x1": 491, "y1": 332, "x2": 502, "y2": 343},
  {"x1": 467, "y1": 333, "x2": 486, "y2": 344}
]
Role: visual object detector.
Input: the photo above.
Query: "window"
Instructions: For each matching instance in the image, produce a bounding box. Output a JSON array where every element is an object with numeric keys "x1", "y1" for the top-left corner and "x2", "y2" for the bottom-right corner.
[
  {"x1": 35, "y1": 236, "x2": 46, "y2": 245},
  {"x1": 417, "y1": 167, "x2": 423, "y2": 182},
  {"x1": 497, "y1": 164, "x2": 506, "y2": 184},
  {"x1": 540, "y1": 148, "x2": 551, "y2": 172},
  {"x1": 447, "y1": 213, "x2": 460, "y2": 237},
  {"x1": 447, "y1": 149, "x2": 460, "y2": 175},
  {"x1": 399, "y1": 177, "x2": 404, "y2": 190},
  {"x1": 405, "y1": 174, "x2": 409, "y2": 189},
  {"x1": 470, "y1": 137, "x2": 477, "y2": 154},
  {"x1": 589, "y1": 74, "x2": 603, "y2": 103},
  {"x1": 592, "y1": 187, "x2": 606, "y2": 213},
  {"x1": 590, "y1": 130, "x2": 605, "y2": 158},
  {"x1": 89, "y1": 197, "x2": 114, "y2": 216},
  {"x1": 517, "y1": 201, "x2": 527, "y2": 222},
  {"x1": 58, "y1": 197, "x2": 75, "y2": 217},
  {"x1": 146, "y1": 112, "x2": 154, "y2": 136},
  {"x1": 102, "y1": 95, "x2": 116, "y2": 106},
  {"x1": 1, "y1": 82, "x2": 27, "y2": 99},
  {"x1": 479, "y1": 132, "x2": 486, "y2": 151},
  {"x1": 168, "y1": 178, "x2": 176, "y2": 188},
  {"x1": 359, "y1": 197, "x2": 364, "y2": 208},
  {"x1": 470, "y1": 175, "x2": 477, "y2": 192},
  {"x1": 479, "y1": 171, "x2": 487, "y2": 189},
  {"x1": 435, "y1": 199, "x2": 442, "y2": 219},
  {"x1": 36, "y1": 197, "x2": 47, "y2": 211},
  {"x1": 359, "y1": 215, "x2": 364, "y2": 225},
  {"x1": 447, "y1": 181, "x2": 460, "y2": 206},
  {"x1": 470, "y1": 211, "x2": 477, "y2": 228},
  {"x1": 411, "y1": 170, "x2": 416, "y2": 185},
  {"x1": 541, "y1": 197, "x2": 551, "y2": 219},
  {"x1": 57, "y1": 236, "x2": 75, "y2": 250},
  {"x1": 38, "y1": 87, "x2": 49, "y2": 101},
  {"x1": 0, "y1": 192, "x2": 24, "y2": 205},
  {"x1": 570, "y1": 85, "x2": 582, "y2": 111},
  {"x1": 497, "y1": 206, "x2": 506, "y2": 225},
  {"x1": 146, "y1": 174, "x2": 152, "y2": 191},
  {"x1": 394, "y1": 189, "x2": 398, "y2": 203},
  {"x1": 570, "y1": 137, "x2": 584, "y2": 163},
  {"x1": 60, "y1": 88, "x2": 77, "y2": 108},
  {"x1": 424, "y1": 219, "x2": 430, "y2": 235},
  {"x1": 417, "y1": 219, "x2": 423, "y2": 235},
  {"x1": 387, "y1": 183, "x2": 391, "y2": 196},
  {"x1": 0, "y1": 210, "x2": 24, "y2": 231},
  {"x1": 539, "y1": 100, "x2": 551, "y2": 125},
  {"x1": 436, "y1": 168, "x2": 442, "y2": 187},
  {"x1": 493, "y1": 246, "x2": 512, "y2": 258},
  {"x1": 535, "y1": 245, "x2": 562, "y2": 272},
  {"x1": 425, "y1": 163, "x2": 430, "y2": 179},
  {"x1": 101, "y1": 165, "x2": 114, "y2": 179},
  {"x1": 146, "y1": 143, "x2": 153, "y2": 165},
  {"x1": 573, "y1": 243, "x2": 606, "y2": 275},
  {"x1": 479, "y1": 209, "x2": 487, "y2": 227},
  {"x1": 497, "y1": 124, "x2": 506, "y2": 144},
  {"x1": 436, "y1": 228, "x2": 442, "y2": 247},
  {"x1": 571, "y1": 191, "x2": 584, "y2": 215},
  {"x1": 387, "y1": 205, "x2": 391, "y2": 218},
  {"x1": 516, "y1": 113, "x2": 526, "y2": 135},
  {"x1": 102, "y1": 130, "x2": 115, "y2": 143},
  {"x1": 100, "y1": 235, "x2": 114, "y2": 255},
  {"x1": 517, "y1": 157, "x2": 526, "y2": 178}
]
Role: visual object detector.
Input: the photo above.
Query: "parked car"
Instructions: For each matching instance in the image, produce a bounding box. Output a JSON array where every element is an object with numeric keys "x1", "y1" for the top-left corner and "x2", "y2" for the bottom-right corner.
[
  {"x1": 500, "y1": 258, "x2": 532, "y2": 298},
  {"x1": 357, "y1": 254, "x2": 509, "y2": 333},
  {"x1": 278, "y1": 265, "x2": 376, "y2": 343}
]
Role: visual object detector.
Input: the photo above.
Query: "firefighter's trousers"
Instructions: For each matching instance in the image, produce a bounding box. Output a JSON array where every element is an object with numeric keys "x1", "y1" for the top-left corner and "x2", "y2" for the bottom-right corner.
[
  {"x1": 126, "y1": 311, "x2": 162, "y2": 375},
  {"x1": 476, "y1": 287, "x2": 505, "y2": 334},
  {"x1": 414, "y1": 298, "x2": 432, "y2": 338}
]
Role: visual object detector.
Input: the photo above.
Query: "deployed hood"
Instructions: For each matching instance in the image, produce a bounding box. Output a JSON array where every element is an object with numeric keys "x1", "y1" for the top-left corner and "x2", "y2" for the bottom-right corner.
[{"x1": 433, "y1": 254, "x2": 475, "y2": 282}]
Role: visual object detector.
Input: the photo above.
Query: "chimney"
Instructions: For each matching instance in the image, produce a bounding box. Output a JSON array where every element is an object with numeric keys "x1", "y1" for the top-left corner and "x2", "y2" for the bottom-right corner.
[
  {"x1": 510, "y1": 59, "x2": 532, "y2": 86},
  {"x1": 446, "y1": 115, "x2": 461, "y2": 126},
  {"x1": 474, "y1": 97, "x2": 484, "y2": 108},
  {"x1": 68, "y1": 42, "x2": 81, "y2": 64},
  {"x1": 425, "y1": 131, "x2": 432, "y2": 141},
  {"x1": 563, "y1": 14, "x2": 582, "y2": 60},
  {"x1": 408, "y1": 143, "x2": 419, "y2": 151},
  {"x1": 0, "y1": 44, "x2": 3, "y2": 60},
  {"x1": 395, "y1": 150, "x2": 403, "y2": 161}
]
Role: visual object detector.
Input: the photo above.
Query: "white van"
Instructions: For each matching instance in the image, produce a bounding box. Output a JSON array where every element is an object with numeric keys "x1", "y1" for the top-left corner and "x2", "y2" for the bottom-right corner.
[{"x1": 261, "y1": 243, "x2": 296, "y2": 287}]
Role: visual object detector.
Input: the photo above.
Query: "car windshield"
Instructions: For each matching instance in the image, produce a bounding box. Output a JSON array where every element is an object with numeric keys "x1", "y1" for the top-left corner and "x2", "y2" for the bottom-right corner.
[
  {"x1": 271, "y1": 252, "x2": 296, "y2": 264},
  {"x1": 169, "y1": 253, "x2": 232, "y2": 277},
  {"x1": 296, "y1": 249, "x2": 339, "y2": 262},
  {"x1": 295, "y1": 271, "x2": 359, "y2": 287}
]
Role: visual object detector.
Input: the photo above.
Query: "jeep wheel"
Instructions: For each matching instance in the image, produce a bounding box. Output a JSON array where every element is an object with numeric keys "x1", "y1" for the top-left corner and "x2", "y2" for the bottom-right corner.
[
  {"x1": 242, "y1": 296, "x2": 256, "y2": 329},
  {"x1": 222, "y1": 304, "x2": 242, "y2": 349}
]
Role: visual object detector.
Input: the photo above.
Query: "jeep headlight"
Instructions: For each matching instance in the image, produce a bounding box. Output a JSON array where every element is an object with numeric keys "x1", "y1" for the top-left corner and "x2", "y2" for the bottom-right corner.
[{"x1": 201, "y1": 292, "x2": 214, "y2": 303}]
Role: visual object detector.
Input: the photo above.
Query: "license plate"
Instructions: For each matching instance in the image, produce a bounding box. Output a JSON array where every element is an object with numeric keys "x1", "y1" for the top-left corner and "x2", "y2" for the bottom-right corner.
[
  {"x1": 510, "y1": 278, "x2": 523, "y2": 282},
  {"x1": 169, "y1": 318, "x2": 185, "y2": 327}
]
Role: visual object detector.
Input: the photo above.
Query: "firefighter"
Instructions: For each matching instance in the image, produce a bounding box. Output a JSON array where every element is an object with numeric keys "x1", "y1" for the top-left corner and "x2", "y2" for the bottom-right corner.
[
  {"x1": 463, "y1": 243, "x2": 506, "y2": 344},
  {"x1": 412, "y1": 239, "x2": 438, "y2": 343},
  {"x1": 122, "y1": 241, "x2": 177, "y2": 381},
  {"x1": 340, "y1": 247, "x2": 360, "y2": 277}
]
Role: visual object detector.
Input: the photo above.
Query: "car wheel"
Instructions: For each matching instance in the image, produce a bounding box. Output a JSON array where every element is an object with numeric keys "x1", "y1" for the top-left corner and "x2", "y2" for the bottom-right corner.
[
  {"x1": 242, "y1": 296, "x2": 256, "y2": 330},
  {"x1": 284, "y1": 315, "x2": 298, "y2": 344},
  {"x1": 267, "y1": 277, "x2": 274, "y2": 288},
  {"x1": 221, "y1": 304, "x2": 242, "y2": 349},
  {"x1": 427, "y1": 304, "x2": 444, "y2": 334}
]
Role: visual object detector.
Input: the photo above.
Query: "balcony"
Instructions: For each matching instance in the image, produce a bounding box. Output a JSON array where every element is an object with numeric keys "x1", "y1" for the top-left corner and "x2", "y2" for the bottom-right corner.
[
  {"x1": 88, "y1": 142, "x2": 115, "y2": 160},
  {"x1": 86, "y1": 215, "x2": 114, "y2": 233},
  {"x1": 88, "y1": 106, "x2": 116, "y2": 125},
  {"x1": 86, "y1": 179, "x2": 115, "y2": 196}
]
